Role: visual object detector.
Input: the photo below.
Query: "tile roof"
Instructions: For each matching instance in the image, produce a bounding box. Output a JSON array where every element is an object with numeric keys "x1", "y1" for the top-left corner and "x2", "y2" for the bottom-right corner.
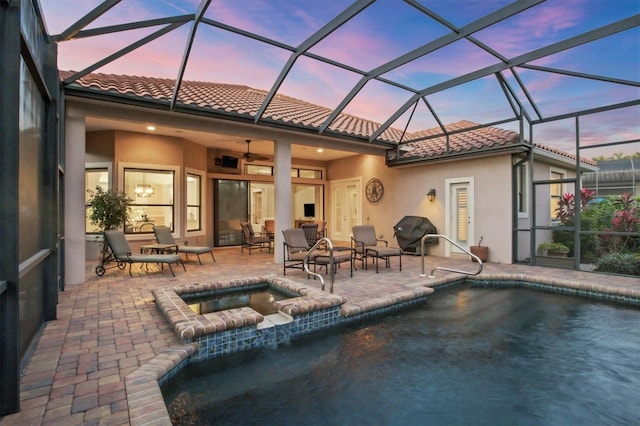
[
  {"x1": 60, "y1": 71, "x2": 404, "y2": 144},
  {"x1": 393, "y1": 120, "x2": 597, "y2": 167},
  {"x1": 397, "y1": 120, "x2": 522, "y2": 159},
  {"x1": 60, "y1": 72, "x2": 594, "y2": 166}
]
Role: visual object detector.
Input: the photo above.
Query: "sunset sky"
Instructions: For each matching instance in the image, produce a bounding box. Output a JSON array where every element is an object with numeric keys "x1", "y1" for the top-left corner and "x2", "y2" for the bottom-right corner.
[{"x1": 40, "y1": 0, "x2": 639, "y2": 158}]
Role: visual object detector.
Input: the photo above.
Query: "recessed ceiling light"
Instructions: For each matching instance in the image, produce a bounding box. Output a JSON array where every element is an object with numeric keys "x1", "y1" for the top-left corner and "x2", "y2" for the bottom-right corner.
[
  {"x1": 317, "y1": 148, "x2": 324, "y2": 153},
  {"x1": 146, "y1": 125, "x2": 156, "y2": 131}
]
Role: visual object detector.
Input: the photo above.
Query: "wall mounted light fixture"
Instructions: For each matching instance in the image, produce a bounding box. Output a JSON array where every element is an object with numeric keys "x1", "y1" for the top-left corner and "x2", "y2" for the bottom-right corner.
[{"x1": 427, "y1": 188, "x2": 436, "y2": 202}]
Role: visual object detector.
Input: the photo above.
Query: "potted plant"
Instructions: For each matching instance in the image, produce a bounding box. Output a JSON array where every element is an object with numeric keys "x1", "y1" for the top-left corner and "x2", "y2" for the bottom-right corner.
[
  {"x1": 86, "y1": 187, "x2": 133, "y2": 255},
  {"x1": 536, "y1": 241, "x2": 569, "y2": 257},
  {"x1": 470, "y1": 236, "x2": 489, "y2": 262}
]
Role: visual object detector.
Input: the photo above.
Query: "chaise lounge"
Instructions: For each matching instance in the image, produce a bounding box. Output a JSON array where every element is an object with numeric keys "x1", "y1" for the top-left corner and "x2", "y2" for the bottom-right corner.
[
  {"x1": 153, "y1": 225, "x2": 216, "y2": 264},
  {"x1": 103, "y1": 230, "x2": 186, "y2": 277}
]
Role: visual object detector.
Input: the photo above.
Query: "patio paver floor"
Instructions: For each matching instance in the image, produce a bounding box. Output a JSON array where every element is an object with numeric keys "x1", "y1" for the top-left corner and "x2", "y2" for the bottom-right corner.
[{"x1": 1, "y1": 247, "x2": 638, "y2": 425}]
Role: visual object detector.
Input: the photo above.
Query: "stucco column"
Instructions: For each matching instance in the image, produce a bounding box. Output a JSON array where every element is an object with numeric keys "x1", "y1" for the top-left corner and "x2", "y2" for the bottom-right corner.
[
  {"x1": 273, "y1": 140, "x2": 291, "y2": 263},
  {"x1": 64, "y1": 106, "x2": 86, "y2": 285}
]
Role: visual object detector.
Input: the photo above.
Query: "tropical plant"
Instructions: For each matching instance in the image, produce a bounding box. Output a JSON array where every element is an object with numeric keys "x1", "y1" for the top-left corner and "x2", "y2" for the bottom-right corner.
[
  {"x1": 86, "y1": 187, "x2": 133, "y2": 232},
  {"x1": 552, "y1": 188, "x2": 597, "y2": 260},
  {"x1": 594, "y1": 193, "x2": 640, "y2": 255},
  {"x1": 554, "y1": 188, "x2": 595, "y2": 224}
]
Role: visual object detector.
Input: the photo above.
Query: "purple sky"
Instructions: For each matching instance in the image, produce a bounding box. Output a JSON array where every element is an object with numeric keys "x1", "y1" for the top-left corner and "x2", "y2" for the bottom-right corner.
[{"x1": 41, "y1": 0, "x2": 639, "y2": 158}]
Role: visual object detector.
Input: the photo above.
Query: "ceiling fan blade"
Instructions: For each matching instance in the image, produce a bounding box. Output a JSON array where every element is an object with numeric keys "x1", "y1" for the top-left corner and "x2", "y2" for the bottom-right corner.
[{"x1": 243, "y1": 139, "x2": 269, "y2": 162}]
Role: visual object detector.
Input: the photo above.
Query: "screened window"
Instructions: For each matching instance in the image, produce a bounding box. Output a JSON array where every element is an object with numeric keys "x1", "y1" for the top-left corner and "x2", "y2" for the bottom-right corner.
[
  {"x1": 85, "y1": 168, "x2": 109, "y2": 233},
  {"x1": 124, "y1": 168, "x2": 174, "y2": 234},
  {"x1": 517, "y1": 163, "x2": 528, "y2": 217},
  {"x1": 187, "y1": 173, "x2": 202, "y2": 231},
  {"x1": 550, "y1": 171, "x2": 564, "y2": 223}
]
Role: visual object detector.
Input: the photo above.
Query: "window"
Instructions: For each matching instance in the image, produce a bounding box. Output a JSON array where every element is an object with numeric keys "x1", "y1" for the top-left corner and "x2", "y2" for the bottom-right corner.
[
  {"x1": 292, "y1": 168, "x2": 322, "y2": 179},
  {"x1": 245, "y1": 165, "x2": 323, "y2": 179},
  {"x1": 455, "y1": 186, "x2": 468, "y2": 244},
  {"x1": 85, "y1": 168, "x2": 109, "y2": 233},
  {"x1": 245, "y1": 164, "x2": 273, "y2": 176},
  {"x1": 550, "y1": 170, "x2": 564, "y2": 223},
  {"x1": 124, "y1": 168, "x2": 174, "y2": 234},
  {"x1": 516, "y1": 163, "x2": 528, "y2": 217},
  {"x1": 186, "y1": 173, "x2": 202, "y2": 231}
]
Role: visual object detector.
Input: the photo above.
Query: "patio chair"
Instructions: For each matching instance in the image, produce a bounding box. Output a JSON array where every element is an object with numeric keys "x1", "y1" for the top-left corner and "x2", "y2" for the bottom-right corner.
[
  {"x1": 102, "y1": 230, "x2": 186, "y2": 277},
  {"x1": 315, "y1": 220, "x2": 327, "y2": 239},
  {"x1": 351, "y1": 225, "x2": 402, "y2": 273},
  {"x1": 240, "y1": 222, "x2": 272, "y2": 254},
  {"x1": 282, "y1": 228, "x2": 352, "y2": 277},
  {"x1": 301, "y1": 222, "x2": 319, "y2": 245},
  {"x1": 264, "y1": 219, "x2": 275, "y2": 242},
  {"x1": 153, "y1": 225, "x2": 215, "y2": 264}
]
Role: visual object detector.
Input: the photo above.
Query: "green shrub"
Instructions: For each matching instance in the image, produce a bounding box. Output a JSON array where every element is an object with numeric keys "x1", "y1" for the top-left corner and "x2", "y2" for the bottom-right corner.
[
  {"x1": 536, "y1": 241, "x2": 569, "y2": 255},
  {"x1": 594, "y1": 252, "x2": 640, "y2": 276}
]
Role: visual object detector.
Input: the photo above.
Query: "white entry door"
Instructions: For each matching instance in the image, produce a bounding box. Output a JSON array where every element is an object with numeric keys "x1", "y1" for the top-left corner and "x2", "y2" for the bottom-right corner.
[
  {"x1": 330, "y1": 179, "x2": 361, "y2": 242},
  {"x1": 446, "y1": 178, "x2": 474, "y2": 255}
]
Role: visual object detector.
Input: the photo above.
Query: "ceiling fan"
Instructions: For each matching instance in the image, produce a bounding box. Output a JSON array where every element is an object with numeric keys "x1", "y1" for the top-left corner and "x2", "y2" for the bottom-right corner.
[{"x1": 243, "y1": 139, "x2": 269, "y2": 162}]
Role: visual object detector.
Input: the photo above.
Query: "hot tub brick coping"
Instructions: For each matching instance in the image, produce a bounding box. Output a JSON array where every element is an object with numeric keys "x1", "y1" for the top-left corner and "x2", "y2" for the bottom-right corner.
[{"x1": 153, "y1": 275, "x2": 343, "y2": 340}]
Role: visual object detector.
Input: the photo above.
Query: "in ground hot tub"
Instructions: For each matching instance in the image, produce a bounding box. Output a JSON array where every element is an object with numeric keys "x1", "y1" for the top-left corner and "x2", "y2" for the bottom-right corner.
[
  {"x1": 154, "y1": 275, "x2": 345, "y2": 361},
  {"x1": 183, "y1": 286, "x2": 292, "y2": 316}
]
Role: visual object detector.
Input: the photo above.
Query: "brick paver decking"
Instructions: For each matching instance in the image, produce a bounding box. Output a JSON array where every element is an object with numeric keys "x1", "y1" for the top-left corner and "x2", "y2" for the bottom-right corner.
[{"x1": 2, "y1": 247, "x2": 638, "y2": 425}]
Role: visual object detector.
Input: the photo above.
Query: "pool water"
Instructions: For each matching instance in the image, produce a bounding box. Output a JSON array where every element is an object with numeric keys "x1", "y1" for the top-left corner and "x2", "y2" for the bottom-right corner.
[
  {"x1": 183, "y1": 287, "x2": 291, "y2": 315},
  {"x1": 163, "y1": 287, "x2": 640, "y2": 425}
]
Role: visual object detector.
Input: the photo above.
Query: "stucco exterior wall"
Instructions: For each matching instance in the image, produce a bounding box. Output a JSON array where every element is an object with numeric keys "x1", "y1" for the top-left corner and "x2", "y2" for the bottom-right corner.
[
  {"x1": 85, "y1": 130, "x2": 209, "y2": 252},
  {"x1": 114, "y1": 130, "x2": 184, "y2": 166},
  {"x1": 183, "y1": 138, "x2": 207, "y2": 171},
  {"x1": 86, "y1": 130, "x2": 115, "y2": 164},
  {"x1": 327, "y1": 154, "x2": 513, "y2": 264}
]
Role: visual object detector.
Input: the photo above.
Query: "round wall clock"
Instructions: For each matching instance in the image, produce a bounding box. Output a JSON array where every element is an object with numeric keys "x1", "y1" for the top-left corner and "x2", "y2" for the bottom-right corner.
[{"x1": 365, "y1": 178, "x2": 384, "y2": 203}]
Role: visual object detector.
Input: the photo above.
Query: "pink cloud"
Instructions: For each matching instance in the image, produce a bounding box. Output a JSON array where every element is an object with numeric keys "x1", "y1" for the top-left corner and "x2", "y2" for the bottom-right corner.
[
  {"x1": 310, "y1": 28, "x2": 393, "y2": 71},
  {"x1": 475, "y1": 0, "x2": 585, "y2": 57}
]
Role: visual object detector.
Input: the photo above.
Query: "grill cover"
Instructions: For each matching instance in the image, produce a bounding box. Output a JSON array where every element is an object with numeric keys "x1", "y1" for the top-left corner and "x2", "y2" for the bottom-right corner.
[{"x1": 393, "y1": 216, "x2": 438, "y2": 253}]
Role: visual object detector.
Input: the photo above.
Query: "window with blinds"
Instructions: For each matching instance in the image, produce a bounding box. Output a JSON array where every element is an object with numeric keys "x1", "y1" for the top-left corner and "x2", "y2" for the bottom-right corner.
[{"x1": 456, "y1": 187, "x2": 468, "y2": 244}]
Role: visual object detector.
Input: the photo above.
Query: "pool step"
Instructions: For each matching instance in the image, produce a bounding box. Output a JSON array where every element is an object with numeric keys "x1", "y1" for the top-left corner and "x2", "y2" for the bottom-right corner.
[{"x1": 257, "y1": 311, "x2": 293, "y2": 329}]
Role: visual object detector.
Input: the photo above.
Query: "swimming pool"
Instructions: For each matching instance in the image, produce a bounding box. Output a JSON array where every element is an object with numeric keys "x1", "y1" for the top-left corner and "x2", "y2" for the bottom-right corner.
[{"x1": 162, "y1": 286, "x2": 640, "y2": 425}]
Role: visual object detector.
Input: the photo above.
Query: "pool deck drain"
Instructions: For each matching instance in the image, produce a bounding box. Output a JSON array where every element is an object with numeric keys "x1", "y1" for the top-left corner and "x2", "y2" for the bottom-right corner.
[{"x1": 1, "y1": 248, "x2": 638, "y2": 425}]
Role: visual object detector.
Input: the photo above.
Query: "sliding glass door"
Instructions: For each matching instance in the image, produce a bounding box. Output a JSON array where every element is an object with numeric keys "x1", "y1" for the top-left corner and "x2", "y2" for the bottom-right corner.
[
  {"x1": 214, "y1": 179, "x2": 248, "y2": 247},
  {"x1": 214, "y1": 179, "x2": 324, "y2": 247}
]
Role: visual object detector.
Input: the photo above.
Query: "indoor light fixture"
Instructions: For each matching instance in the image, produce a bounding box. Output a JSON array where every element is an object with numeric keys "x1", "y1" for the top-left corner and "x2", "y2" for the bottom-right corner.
[
  {"x1": 134, "y1": 184, "x2": 155, "y2": 197},
  {"x1": 146, "y1": 125, "x2": 156, "y2": 131},
  {"x1": 427, "y1": 188, "x2": 436, "y2": 202}
]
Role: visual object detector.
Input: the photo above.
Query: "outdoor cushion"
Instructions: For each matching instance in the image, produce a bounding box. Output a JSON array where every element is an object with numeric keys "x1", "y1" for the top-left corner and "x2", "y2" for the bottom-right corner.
[
  {"x1": 153, "y1": 225, "x2": 215, "y2": 264},
  {"x1": 103, "y1": 230, "x2": 186, "y2": 277}
]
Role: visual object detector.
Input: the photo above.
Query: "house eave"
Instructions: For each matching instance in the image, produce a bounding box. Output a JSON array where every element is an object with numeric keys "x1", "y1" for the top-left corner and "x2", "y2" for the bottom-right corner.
[
  {"x1": 386, "y1": 143, "x2": 530, "y2": 168},
  {"x1": 532, "y1": 146, "x2": 598, "y2": 172},
  {"x1": 62, "y1": 86, "x2": 397, "y2": 150}
]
